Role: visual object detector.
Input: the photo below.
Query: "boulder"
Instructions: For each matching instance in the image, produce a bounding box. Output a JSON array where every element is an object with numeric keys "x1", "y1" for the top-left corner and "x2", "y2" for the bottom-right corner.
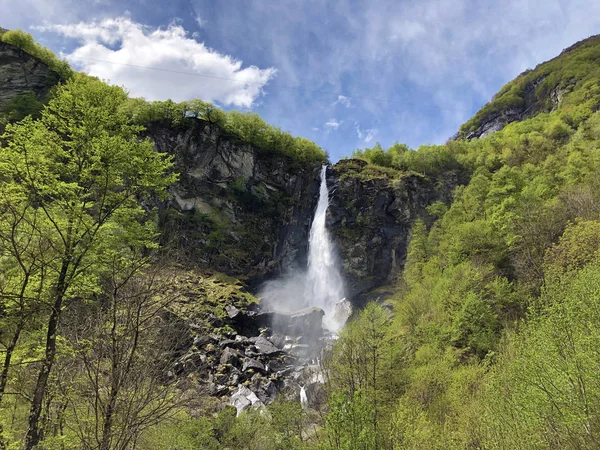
[
  {"x1": 218, "y1": 339, "x2": 246, "y2": 351},
  {"x1": 242, "y1": 357, "x2": 266, "y2": 373},
  {"x1": 220, "y1": 347, "x2": 242, "y2": 367},
  {"x1": 229, "y1": 385, "x2": 263, "y2": 416},
  {"x1": 254, "y1": 336, "x2": 282, "y2": 356},
  {"x1": 288, "y1": 307, "x2": 325, "y2": 337},
  {"x1": 193, "y1": 335, "x2": 216, "y2": 347},
  {"x1": 267, "y1": 333, "x2": 286, "y2": 349},
  {"x1": 259, "y1": 307, "x2": 325, "y2": 338},
  {"x1": 284, "y1": 343, "x2": 312, "y2": 358}
]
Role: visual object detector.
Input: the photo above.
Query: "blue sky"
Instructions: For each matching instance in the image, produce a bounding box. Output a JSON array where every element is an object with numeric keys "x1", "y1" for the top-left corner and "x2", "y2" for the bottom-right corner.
[{"x1": 2, "y1": 0, "x2": 600, "y2": 161}]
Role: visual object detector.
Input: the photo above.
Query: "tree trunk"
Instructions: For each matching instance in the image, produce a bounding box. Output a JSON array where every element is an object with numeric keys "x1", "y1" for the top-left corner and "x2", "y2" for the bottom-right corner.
[
  {"x1": 0, "y1": 321, "x2": 23, "y2": 405},
  {"x1": 24, "y1": 262, "x2": 68, "y2": 450}
]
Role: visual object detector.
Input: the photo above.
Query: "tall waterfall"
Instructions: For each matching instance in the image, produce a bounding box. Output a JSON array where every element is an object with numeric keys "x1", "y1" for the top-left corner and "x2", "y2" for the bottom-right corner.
[
  {"x1": 305, "y1": 166, "x2": 346, "y2": 331},
  {"x1": 258, "y1": 165, "x2": 349, "y2": 332}
]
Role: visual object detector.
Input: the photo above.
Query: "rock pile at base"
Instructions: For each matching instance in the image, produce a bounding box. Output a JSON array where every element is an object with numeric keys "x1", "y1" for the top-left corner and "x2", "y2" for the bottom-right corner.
[{"x1": 172, "y1": 305, "x2": 332, "y2": 415}]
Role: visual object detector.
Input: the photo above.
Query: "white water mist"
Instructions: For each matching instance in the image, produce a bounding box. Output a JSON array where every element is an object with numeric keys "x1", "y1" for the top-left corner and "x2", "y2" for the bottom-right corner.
[
  {"x1": 258, "y1": 165, "x2": 349, "y2": 332},
  {"x1": 305, "y1": 166, "x2": 346, "y2": 331}
]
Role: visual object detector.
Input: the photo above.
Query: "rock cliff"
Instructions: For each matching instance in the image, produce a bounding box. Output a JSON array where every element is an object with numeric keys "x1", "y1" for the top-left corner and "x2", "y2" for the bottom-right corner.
[
  {"x1": 327, "y1": 160, "x2": 458, "y2": 304},
  {"x1": 145, "y1": 119, "x2": 322, "y2": 285},
  {"x1": 0, "y1": 41, "x2": 59, "y2": 112},
  {"x1": 0, "y1": 40, "x2": 457, "y2": 306}
]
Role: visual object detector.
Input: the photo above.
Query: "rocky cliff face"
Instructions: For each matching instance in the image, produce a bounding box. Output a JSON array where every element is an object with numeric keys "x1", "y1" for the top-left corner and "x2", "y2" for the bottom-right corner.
[
  {"x1": 327, "y1": 160, "x2": 458, "y2": 304},
  {"x1": 145, "y1": 119, "x2": 321, "y2": 285},
  {"x1": 0, "y1": 41, "x2": 59, "y2": 112}
]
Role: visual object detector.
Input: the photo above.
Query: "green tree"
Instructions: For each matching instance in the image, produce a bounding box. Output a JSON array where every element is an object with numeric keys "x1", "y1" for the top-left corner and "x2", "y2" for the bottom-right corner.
[
  {"x1": 326, "y1": 303, "x2": 393, "y2": 449},
  {"x1": 0, "y1": 74, "x2": 175, "y2": 449}
]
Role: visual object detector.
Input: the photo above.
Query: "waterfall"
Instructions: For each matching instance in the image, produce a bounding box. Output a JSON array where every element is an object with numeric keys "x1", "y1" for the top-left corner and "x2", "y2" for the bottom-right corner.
[
  {"x1": 300, "y1": 385, "x2": 308, "y2": 408},
  {"x1": 257, "y1": 165, "x2": 349, "y2": 332},
  {"x1": 305, "y1": 166, "x2": 347, "y2": 331}
]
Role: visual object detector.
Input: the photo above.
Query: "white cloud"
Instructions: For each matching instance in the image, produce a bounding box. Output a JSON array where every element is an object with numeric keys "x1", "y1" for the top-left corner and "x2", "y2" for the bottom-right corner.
[
  {"x1": 363, "y1": 129, "x2": 376, "y2": 144},
  {"x1": 324, "y1": 118, "x2": 343, "y2": 130},
  {"x1": 35, "y1": 17, "x2": 276, "y2": 107},
  {"x1": 333, "y1": 95, "x2": 352, "y2": 108},
  {"x1": 355, "y1": 123, "x2": 377, "y2": 144},
  {"x1": 193, "y1": 13, "x2": 206, "y2": 27}
]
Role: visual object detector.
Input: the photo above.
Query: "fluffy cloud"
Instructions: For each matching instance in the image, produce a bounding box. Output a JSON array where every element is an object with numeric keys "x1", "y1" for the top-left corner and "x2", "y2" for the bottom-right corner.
[
  {"x1": 324, "y1": 118, "x2": 343, "y2": 130},
  {"x1": 36, "y1": 17, "x2": 276, "y2": 107}
]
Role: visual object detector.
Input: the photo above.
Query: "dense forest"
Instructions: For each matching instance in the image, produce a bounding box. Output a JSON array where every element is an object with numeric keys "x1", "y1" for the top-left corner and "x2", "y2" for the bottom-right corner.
[{"x1": 2, "y1": 28, "x2": 600, "y2": 449}]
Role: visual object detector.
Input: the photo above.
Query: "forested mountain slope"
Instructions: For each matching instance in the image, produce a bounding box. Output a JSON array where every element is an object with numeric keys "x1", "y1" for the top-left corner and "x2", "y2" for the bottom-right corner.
[{"x1": 340, "y1": 33, "x2": 600, "y2": 449}]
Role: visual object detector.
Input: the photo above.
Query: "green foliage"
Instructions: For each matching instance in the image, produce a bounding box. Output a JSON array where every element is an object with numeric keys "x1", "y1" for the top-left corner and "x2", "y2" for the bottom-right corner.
[
  {"x1": 0, "y1": 74, "x2": 175, "y2": 448},
  {"x1": 1, "y1": 29, "x2": 73, "y2": 80},
  {"x1": 146, "y1": 402, "x2": 312, "y2": 450},
  {"x1": 459, "y1": 35, "x2": 600, "y2": 137},
  {"x1": 121, "y1": 97, "x2": 327, "y2": 165},
  {"x1": 331, "y1": 37, "x2": 600, "y2": 449},
  {"x1": 480, "y1": 260, "x2": 600, "y2": 449},
  {"x1": 544, "y1": 220, "x2": 600, "y2": 277},
  {"x1": 0, "y1": 91, "x2": 44, "y2": 124},
  {"x1": 320, "y1": 390, "x2": 375, "y2": 450}
]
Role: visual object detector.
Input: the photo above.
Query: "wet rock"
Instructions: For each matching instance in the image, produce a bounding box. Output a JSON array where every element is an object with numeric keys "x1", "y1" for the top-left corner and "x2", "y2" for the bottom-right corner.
[
  {"x1": 284, "y1": 343, "x2": 312, "y2": 358},
  {"x1": 267, "y1": 333, "x2": 286, "y2": 349},
  {"x1": 288, "y1": 307, "x2": 325, "y2": 337},
  {"x1": 328, "y1": 160, "x2": 457, "y2": 304}
]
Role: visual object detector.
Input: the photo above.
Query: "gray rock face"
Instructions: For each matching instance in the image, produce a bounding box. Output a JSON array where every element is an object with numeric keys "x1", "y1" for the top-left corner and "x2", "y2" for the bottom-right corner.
[
  {"x1": 288, "y1": 307, "x2": 325, "y2": 337},
  {"x1": 145, "y1": 119, "x2": 321, "y2": 283},
  {"x1": 253, "y1": 336, "x2": 282, "y2": 356},
  {"x1": 327, "y1": 160, "x2": 459, "y2": 304},
  {"x1": 0, "y1": 42, "x2": 60, "y2": 113},
  {"x1": 220, "y1": 347, "x2": 242, "y2": 367}
]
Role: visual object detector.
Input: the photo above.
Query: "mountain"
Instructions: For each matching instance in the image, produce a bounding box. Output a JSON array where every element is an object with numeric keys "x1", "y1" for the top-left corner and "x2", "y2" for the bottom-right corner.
[
  {"x1": 456, "y1": 34, "x2": 600, "y2": 139},
  {"x1": 2, "y1": 28, "x2": 600, "y2": 449}
]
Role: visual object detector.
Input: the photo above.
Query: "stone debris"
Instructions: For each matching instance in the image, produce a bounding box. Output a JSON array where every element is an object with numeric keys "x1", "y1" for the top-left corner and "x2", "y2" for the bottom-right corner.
[{"x1": 175, "y1": 304, "x2": 334, "y2": 412}]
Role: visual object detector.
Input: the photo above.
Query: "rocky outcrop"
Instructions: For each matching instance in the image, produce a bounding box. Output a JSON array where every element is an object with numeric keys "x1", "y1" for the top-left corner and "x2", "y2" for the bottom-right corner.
[
  {"x1": 145, "y1": 119, "x2": 321, "y2": 284},
  {"x1": 327, "y1": 160, "x2": 458, "y2": 304},
  {"x1": 0, "y1": 41, "x2": 60, "y2": 112},
  {"x1": 459, "y1": 73, "x2": 573, "y2": 140},
  {"x1": 457, "y1": 34, "x2": 600, "y2": 141}
]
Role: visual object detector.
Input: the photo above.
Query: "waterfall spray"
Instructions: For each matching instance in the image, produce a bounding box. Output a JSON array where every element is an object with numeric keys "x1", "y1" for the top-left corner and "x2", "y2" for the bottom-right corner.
[{"x1": 258, "y1": 165, "x2": 349, "y2": 332}]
